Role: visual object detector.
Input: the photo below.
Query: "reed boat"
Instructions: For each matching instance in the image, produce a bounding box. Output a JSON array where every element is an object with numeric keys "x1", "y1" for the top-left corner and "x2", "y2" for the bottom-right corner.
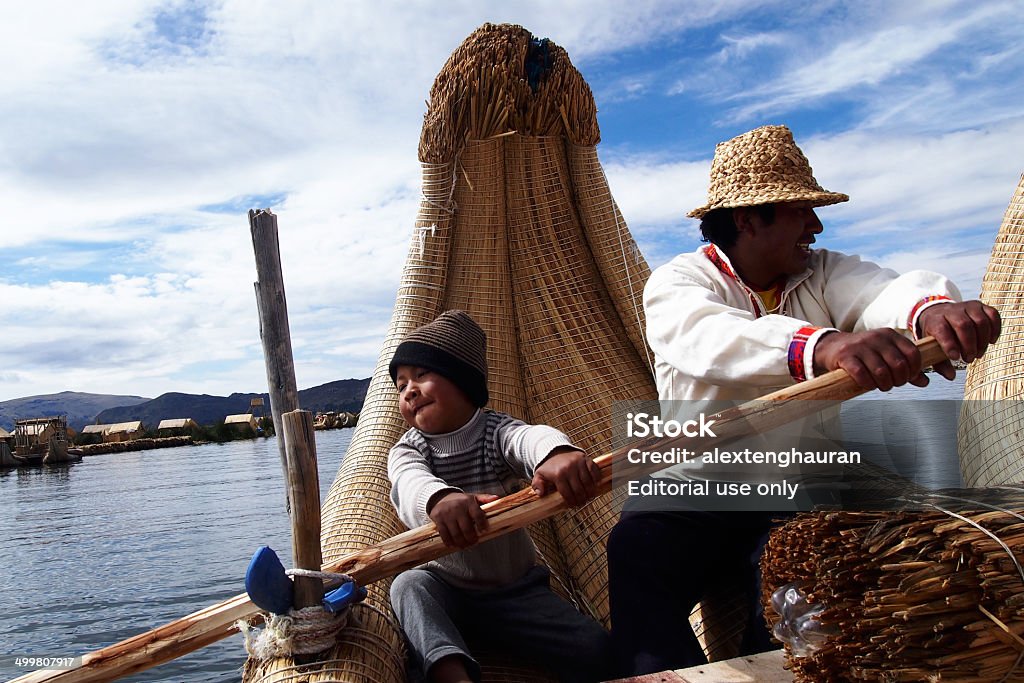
[
  {"x1": 12, "y1": 23, "x2": 1024, "y2": 683},
  {"x1": 0, "y1": 416, "x2": 77, "y2": 467}
]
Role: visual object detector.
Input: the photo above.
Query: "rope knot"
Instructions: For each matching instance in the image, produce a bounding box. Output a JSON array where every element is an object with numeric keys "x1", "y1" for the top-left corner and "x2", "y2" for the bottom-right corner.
[
  {"x1": 238, "y1": 568, "x2": 364, "y2": 662},
  {"x1": 238, "y1": 605, "x2": 353, "y2": 662}
]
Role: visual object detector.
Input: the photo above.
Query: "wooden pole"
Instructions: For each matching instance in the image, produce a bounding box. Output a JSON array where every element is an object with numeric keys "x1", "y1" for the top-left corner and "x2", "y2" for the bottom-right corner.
[
  {"x1": 280, "y1": 409, "x2": 324, "y2": 609},
  {"x1": 9, "y1": 338, "x2": 948, "y2": 683},
  {"x1": 249, "y1": 209, "x2": 298, "y2": 509},
  {"x1": 249, "y1": 209, "x2": 325, "y2": 611}
]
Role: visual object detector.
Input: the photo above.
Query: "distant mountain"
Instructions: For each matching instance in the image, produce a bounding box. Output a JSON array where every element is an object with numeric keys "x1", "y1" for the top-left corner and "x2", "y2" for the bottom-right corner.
[
  {"x1": 0, "y1": 391, "x2": 151, "y2": 432},
  {"x1": 94, "y1": 378, "x2": 371, "y2": 429}
]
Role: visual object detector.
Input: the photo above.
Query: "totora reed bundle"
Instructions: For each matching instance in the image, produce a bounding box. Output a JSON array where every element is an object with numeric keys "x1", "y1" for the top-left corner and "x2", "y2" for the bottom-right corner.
[
  {"x1": 417, "y1": 23, "x2": 600, "y2": 163},
  {"x1": 761, "y1": 487, "x2": 1024, "y2": 682},
  {"x1": 244, "y1": 23, "x2": 661, "y2": 683},
  {"x1": 960, "y1": 172, "x2": 1024, "y2": 488}
]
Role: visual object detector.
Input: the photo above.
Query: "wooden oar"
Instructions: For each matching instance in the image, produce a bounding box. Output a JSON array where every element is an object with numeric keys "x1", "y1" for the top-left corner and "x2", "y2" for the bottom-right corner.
[{"x1": 9, "y1": 337, "x2": 947, "y2": 683}]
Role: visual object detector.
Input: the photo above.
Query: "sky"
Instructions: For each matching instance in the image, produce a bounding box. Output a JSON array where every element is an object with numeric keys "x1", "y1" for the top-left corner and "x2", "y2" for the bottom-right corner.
[{"x1": 2, "y1": 0, "x2": 1022, "y2": 403}]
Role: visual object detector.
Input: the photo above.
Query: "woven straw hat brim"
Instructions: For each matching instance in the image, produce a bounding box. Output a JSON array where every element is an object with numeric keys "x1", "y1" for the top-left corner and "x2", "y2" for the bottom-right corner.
[
  {"x1": 687, "y1": 189, "x2": 850, "y2": 219},
  {"x1": 687, "y1": 124, "x2": 849, "y2": 219}
]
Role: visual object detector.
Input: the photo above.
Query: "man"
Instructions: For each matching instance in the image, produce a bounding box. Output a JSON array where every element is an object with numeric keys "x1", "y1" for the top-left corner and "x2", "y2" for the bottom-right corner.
[{"x1": 607, "y1": 124, "x2": 1000, "y2": 676}]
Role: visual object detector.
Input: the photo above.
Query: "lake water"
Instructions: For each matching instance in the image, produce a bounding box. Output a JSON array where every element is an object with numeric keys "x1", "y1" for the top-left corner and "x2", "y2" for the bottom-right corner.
[
  {"x1": 0, "y1": 429, "x2": 352, "y2": 682},
  {"x1": 0, "y1": 374, "x2": 971, "y2": 682},
  {"x1": 843, "y1": 370, "x2": 968, "y2": 488}
]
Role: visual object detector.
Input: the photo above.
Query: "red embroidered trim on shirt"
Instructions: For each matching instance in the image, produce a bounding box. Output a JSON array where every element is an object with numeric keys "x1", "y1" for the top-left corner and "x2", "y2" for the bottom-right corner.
[
  {"x1": 703, "y1": 244, "x2": 766, "y2": 316},
  {"x1": 788, "y1": 325, "x2": 821, "y2": 382},
  {"x1": 908, "y1": 295, "x2": 953, "y2": 332},
  {"x1": 703, "y1": 244, "x2": 737, "y2": 280}
]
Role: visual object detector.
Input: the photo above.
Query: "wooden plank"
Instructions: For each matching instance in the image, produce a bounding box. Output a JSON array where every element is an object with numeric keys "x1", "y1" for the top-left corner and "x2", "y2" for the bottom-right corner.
[
  {"x1": 674, "y1": 650, "x2": 791, "y2": 682},
  {"x1": 607, "y1": 651, "x2": 791, "y2": 683}
]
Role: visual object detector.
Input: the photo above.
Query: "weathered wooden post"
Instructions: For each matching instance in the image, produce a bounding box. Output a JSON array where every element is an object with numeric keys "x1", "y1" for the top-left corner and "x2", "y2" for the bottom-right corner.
[
  {"x1": 249, "y1": 209, "x2": 324, "y2": 611},
  {"x1": 249, "y1": 210, "x2": 297, "y2": 502}
]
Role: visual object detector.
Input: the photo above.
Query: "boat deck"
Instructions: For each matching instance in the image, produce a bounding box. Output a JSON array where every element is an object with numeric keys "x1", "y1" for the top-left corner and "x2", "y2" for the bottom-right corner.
[{"x1": 610, "y1": 650, "x2": 791, "y2": 682}]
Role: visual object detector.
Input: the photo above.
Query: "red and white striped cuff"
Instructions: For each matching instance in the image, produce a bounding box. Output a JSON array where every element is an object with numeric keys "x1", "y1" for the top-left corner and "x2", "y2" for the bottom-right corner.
[{"x1": 908, "y1": 296, "x2": 954, "y2": 339}]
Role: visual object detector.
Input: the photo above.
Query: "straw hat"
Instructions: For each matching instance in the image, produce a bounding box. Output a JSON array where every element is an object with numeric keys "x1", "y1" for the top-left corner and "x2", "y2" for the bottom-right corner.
[{"x1": 688, "y1": 125, "x2": 849, "y2": 219}]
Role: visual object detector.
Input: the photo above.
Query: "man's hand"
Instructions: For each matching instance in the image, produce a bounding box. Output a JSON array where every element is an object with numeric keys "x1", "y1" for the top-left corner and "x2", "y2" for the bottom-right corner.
[
  {"x1": 813, "y1": 328, "x2": 926, "y2": 391},
  {"x1": 531, "y1": 447, "x2": 601, "y2": 507},
  {"x1": 917, "y1": 301, "x2": 1001, "y2": 379},
  {"x1": 427, "y1": 491, "x2": 499, "y2": 548}
]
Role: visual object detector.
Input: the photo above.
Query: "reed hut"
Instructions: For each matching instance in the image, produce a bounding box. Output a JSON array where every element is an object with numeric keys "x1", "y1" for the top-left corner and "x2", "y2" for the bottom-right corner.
[
  {"x1": 225, "y1": 414, "x2": 259, "y2": 434},
  {"x1": 80, "y1": 423, "x2": 111, "y2": 444},
  {"x1": 158, "y1": 418, "x2": 199, "y2": 436},
  {"x1": 81, "y1": 424, "x2": 110, "y2": 435},
  {"x1": 107, "y1": 420, "x2": 145, "y2": 442},
  {"x1": 242, "y1": 22, "x2": 665, "y2": 683}
]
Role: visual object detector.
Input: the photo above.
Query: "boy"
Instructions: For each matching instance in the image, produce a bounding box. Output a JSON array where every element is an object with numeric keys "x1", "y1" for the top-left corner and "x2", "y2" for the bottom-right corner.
[{"x1": 387, "y1": 310, "x2": 611, "y2": 683}]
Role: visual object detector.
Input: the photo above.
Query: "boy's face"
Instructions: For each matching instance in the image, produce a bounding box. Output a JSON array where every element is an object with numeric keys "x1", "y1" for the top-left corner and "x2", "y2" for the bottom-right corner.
[{"x1": 394, "y1": 365, "x2": 476, "y2": 434}]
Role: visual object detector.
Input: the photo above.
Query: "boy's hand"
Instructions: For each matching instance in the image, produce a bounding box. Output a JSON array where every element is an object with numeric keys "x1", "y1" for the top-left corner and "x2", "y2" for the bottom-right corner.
[
  {"x1": 531, "y1": 447, "x2": 601, "y2": 507},
  {"x1": 428, "y1": 491, "x2": 499, "y2": 548}
]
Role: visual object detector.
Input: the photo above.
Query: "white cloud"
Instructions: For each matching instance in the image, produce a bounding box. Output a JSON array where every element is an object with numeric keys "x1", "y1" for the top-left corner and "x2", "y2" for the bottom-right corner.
[
  {"x1": 603, "y1": 155, "x2": 708, "y2": 234},
  {"x1": 712, "y1": 31, "x2": 784, "y2": 64},
  {"x1": 695, "y1": 2, "x2": 1023, "y2": 127},
  {"x1": 804, "y1": 120, "x2": 1024, "y2": 239},
  {"x1": 1, "y1": 1, "x2": 1021, "y2": 402},
  {"x1": 873, "y1": 248, "x2": 991, "y2": 301}
]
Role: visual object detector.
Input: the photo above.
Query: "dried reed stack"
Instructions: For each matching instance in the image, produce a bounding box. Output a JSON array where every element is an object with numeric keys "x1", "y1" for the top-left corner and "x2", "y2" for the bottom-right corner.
[
  {"x1": 761, "y1": 487, "x2": 1024, "y2": 682},
  {"x1": 245, "y1": 23, "x2": 654, "y2": 682},
  {"x1": 418, "y1": 23, "x2": 600, "y2": 164},
  {"x1": 959, "y1": 173, "x2": 1024, "y2": 487}
]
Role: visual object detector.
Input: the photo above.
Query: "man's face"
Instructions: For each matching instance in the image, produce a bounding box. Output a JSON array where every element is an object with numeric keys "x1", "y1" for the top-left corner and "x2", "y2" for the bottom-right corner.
[{"x1": 737, "y1": 201, "x2": 823, "y2": 288}]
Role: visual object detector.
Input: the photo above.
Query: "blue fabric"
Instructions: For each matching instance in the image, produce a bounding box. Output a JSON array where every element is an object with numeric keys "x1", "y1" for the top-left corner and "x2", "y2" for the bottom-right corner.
[{"x1": 525, "y1": 38, "x2": 552, "y2": 92}]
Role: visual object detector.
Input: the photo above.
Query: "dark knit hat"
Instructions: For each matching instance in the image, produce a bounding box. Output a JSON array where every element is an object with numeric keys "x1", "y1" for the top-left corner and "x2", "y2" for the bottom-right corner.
[{"x1": 388, "y1": 310, "x2": 489, "y2": 407}]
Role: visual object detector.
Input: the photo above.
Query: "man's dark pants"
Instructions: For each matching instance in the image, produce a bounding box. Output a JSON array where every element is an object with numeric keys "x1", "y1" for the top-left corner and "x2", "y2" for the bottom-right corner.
[{"x1": 606, "y1": 504, "x2": 784, "y2": 677}]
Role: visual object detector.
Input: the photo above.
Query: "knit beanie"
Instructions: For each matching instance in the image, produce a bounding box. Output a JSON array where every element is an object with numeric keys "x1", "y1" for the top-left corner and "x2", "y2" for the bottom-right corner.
[{"x1": 388, "y1": 310, "x2": 489, "y2": 407}]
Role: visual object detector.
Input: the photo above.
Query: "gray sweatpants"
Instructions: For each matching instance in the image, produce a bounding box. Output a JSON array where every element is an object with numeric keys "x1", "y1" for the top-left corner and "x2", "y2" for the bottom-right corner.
[{"x1": 390, "y1": 565, "x2": 611, "y2": 682}]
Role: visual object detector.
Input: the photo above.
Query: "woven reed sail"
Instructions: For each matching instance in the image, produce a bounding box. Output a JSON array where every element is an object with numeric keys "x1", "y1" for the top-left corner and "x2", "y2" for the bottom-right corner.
[
  {"x1": 761, "y1": 488, "x2": 1024, "y2": 682},
  {"x1": 959, "y1": 173, "x2": 1024, "y2": 487},
  {"x1": 242, "y1": 23, "x2": 656, "y2": 682}
]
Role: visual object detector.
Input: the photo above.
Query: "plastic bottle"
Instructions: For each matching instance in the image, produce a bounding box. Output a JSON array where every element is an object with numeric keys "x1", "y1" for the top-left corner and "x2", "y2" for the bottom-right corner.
[{"x1": 769, "y1": 582, "x2": 837, "y2": 656}]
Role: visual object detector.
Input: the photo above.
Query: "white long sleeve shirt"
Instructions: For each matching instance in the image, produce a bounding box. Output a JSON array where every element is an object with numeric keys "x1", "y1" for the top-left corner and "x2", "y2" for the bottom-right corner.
[{"x1": 645, "y1": 245, "x2": 960, "y2": 402}]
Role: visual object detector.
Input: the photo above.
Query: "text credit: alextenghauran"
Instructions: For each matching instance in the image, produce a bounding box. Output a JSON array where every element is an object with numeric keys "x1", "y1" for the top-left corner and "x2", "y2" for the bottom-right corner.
[{"x1": 622, "y1": 411, "x2": 861, "y2": 502}]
